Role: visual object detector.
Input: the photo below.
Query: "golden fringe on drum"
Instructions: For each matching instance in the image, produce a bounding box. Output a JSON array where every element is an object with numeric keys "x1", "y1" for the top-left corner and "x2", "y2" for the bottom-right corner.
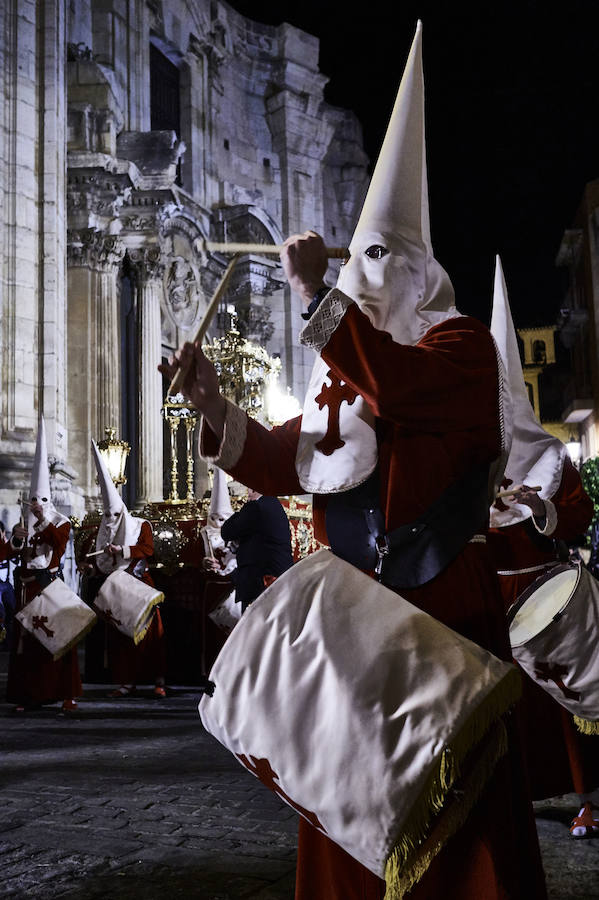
[{"x1": 384, "y1": 677, "x2": 519, "y2": 898}]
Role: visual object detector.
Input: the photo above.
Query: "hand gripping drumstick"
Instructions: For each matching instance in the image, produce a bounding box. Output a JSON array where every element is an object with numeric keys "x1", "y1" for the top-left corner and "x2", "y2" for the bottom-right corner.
[
  {"x1": 167, "y1": 254, "x2": 240, "y2": 397},
  {"x1": 205, "y1": 241, "x2": 349, "y2": 259},
  {"x1": 495, "y1": 485, "x2": 542, "y2": 500}
]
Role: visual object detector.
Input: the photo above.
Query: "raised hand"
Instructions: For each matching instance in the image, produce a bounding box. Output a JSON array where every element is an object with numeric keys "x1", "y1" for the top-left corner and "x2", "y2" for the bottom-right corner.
[
  {"x1": 280, "y1": 231, "x2": 329, "y2": 306},
  {"x1": 158, "y1": 341, "x2": 226, "y2": 440}
]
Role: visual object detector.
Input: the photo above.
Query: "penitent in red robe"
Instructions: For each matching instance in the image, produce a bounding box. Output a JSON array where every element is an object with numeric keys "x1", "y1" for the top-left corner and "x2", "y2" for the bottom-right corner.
[
  {"x1": 488, "y1": 459, "x2": 598, "y2": 801},
  {"x1": 201, "y1": 305, "x2": 548, "y2": 900},
  {"x1": 81, "y1": 521, "x2": 166, "y2": 686},
  {"x1": 6, "y1": 519, "x2": 81, "y2": 706}
]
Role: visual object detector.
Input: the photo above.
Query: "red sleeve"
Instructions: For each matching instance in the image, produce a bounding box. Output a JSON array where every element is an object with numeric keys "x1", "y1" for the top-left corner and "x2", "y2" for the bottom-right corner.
[
  {"x1": 204, "y1": 414, "x2": 304, "y2": 498},
  {"x1": 550, "y1": 458, "x2": 594, "y2": 540},
  {"x1": 37, "y1": 521, "x2": 70, "y2": 558},
  {"x1": 127, "y1": 520, "x2": 154, "y2": 560},
  {"x1": 322, "y1": 308, "x2": 501, "y2": 435}
]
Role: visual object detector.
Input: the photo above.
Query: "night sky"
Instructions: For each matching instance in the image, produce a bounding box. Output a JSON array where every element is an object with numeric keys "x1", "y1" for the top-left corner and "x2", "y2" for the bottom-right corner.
[{"x1": 228, "y1": 0, "x2": 599, "y2": 330}]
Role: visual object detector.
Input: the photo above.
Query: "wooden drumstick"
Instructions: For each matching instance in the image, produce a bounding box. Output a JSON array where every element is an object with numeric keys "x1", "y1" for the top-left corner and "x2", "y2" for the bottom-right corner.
[
  {"x1": 205, "y1": 241, "x2": 349, "y2": 259},
  {"x1": 85, "y1": 549, "x2": 107, "y2": 558},
  {"x1": 495, "y1": 485, "x2": 542, "y2": 500},
  {"x1": 167, "y1": 254, "x2": 240, "y2": 398}
]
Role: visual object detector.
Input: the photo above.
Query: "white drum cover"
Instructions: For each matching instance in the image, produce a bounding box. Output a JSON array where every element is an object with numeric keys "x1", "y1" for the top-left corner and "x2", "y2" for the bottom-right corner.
[
  {"x1": 16, "y1": 578, "x2": 97, "y2": 660},
  {"x1": 207, "y1": 590, "x2": 240, "y2": 634},
  {"x1": 199, "y1": 550, "x2": 520, "y2": 888},
  {"x1": 509, "y1": 563, "x2": 599, "y2": 724},
  {"x1": 94, "y1": 569, "x2": 163, "y2": 644}
]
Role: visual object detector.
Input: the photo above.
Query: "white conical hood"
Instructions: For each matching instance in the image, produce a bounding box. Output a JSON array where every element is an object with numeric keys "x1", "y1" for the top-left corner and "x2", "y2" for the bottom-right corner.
[
  {"x1": 29, "y1": 416, "x2": 52, "y2": 509},
  {"x1": 489, "y1": 256, "x2": 566, "y2": 527},
  {"x1": 297, "y1": 21, "x2": 459, "y2": 494},
  {"x1": 209, "y1": 467, "x2": 234, "y2": 522},
  {"x1": 91, "y1": 440, "x2": 144, "y2": 573},
  {"x1": 91, "y1": 440, "x2": 124, "y2": 513},
  {"x1": 25, "y1": 417, "x2": 69, "y2": 567},
  {"x1": 335, "y1": 19, "x2": 458, "y2": 345}
]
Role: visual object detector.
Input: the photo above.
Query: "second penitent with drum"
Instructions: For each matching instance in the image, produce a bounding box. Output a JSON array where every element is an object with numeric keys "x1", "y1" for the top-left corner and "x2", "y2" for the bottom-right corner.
[{"x1": 78, "y1": 441, "x2": 167, "y2": 698}]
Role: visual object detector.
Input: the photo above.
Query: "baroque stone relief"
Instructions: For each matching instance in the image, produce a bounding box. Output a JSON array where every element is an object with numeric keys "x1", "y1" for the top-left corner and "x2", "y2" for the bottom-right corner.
[{"x1": 163, "y1": 255, "x2": 204, "y2": 331}]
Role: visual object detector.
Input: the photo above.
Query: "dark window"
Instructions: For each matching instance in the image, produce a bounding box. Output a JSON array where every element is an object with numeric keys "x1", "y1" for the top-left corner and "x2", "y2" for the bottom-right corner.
[
  {"x1": 150, "y1": 43, "x2": 182, "y2": 185},
  {"x1": 224, "y1": 138, "x2": 230, "y2": 150},
  {"x1": 533, "y1": 339, "x2": 547, "y2": 365}
]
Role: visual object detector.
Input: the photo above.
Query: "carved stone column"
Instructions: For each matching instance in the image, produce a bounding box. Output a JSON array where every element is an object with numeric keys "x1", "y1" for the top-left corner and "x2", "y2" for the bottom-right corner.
[
  {"x1": 129, "y1": 247, "x2": 165, "y2": 505},
  {"x1": 67, "y1": 229, "x2": 125, "y2": 503}
]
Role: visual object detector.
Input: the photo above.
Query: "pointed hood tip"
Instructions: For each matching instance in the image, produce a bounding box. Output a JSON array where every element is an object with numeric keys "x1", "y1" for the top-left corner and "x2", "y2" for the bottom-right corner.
[
  {"x1": 90, "y1": 439, "x2": 124, "y2": 512},
  {"x1": 209, "y1": 467, "x2": 234, "y2": 521},
  {"x1": 490, "y1": 261, "x2": 566, "y2": 525}
]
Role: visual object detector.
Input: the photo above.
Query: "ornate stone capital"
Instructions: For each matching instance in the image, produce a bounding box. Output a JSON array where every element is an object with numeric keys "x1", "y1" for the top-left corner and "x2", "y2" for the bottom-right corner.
[
  {"x1": 67, "y1": 228, "x2": 125, "y2": 271},
  {"x1": 67, "y1": 169, "x2": 132, "y2": 231},
  {"x1": 129, "y1": 246, "x2": 166, "y2": 283}
]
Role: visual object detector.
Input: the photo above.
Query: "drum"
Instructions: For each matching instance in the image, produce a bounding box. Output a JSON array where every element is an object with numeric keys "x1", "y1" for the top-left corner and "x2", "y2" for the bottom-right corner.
[
  {"x1": 16, "y1": 578, "x2": 97, "y2": 660},
  {"x1": 94, "y1": 569, "x2": 163, "y2": 645},
  {"x1": 207, "y1": 589, "x2": 240, "y2": 635},
  {"x1": 508, "y1": 562, "x2": 599, "y2": 726},
  {"x1": 199, "y1": 549, "x2": 521, "y2": 897}
]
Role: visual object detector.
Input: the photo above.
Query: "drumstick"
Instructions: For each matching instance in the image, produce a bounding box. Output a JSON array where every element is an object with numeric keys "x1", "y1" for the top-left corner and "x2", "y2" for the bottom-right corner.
[
  {"x1": 205, "y1": 532, "x2": 216, "y2": 561},
  {"x1": 85, "y1": 549, "x2": 107, "y2": 558},
  {"x1": 205, "y1": 241, "x2": 349, "y2": 259},
  {"x1": 495, "y1": 485, "x2": 542, "y2": 500},
  {"x1": 167, "y1": 254, "x2": 240, "y2": 397}
]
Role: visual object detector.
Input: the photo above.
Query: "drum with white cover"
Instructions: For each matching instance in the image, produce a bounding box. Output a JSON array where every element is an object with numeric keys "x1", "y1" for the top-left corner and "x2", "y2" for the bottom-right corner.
[
  {"x1": 199, "y1": 549, "x2": 521, "y2": 898},
  {"x1": 94, "y1": 569, "x2": 163, "y2": 645},
  {"x1": 16, "y1": 578, "x2": 97, "y2": 660},
  {"x1": 508, "y1": 562, "x2": 599, "y2": 730}
]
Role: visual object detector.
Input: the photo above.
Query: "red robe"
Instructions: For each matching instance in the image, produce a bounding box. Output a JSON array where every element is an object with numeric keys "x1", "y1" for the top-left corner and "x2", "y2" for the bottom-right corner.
[
  {"x1": 6, "y1": 519, "x2": 81, "y2": 706},
  {"x1": 487, "y1": 459, "x2": 598, "y2": 799},
  {"x1": 83, "y1": 521, "x2": 166, "y2": 685},
  {"x1": 202, "y1": 308, "x2": 547, "y2": 900}
]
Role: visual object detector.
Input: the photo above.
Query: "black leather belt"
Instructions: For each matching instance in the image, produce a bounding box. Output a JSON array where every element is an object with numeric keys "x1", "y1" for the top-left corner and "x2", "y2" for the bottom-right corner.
[{"x1": 326, "y1": 462, "x2": 491, "y2": 590}]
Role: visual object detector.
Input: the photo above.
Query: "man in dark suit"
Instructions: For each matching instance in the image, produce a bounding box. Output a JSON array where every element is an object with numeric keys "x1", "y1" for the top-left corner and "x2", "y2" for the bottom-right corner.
[{"x1": 221, "y1": 490, "x2": 293, "y2": 611}]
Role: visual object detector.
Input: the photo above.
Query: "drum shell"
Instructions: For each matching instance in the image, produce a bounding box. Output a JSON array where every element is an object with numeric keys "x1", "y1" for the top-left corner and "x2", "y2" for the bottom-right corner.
[
  {"x1": 16, "y1": 578, "x2": 97, "y2": 660},
  {"x1": 509, "y1": 563, "x2": 599, "y2": 722},
  {"x1": 199, "y1": 549, "x2": 519, "y2": 881},
  {"x1": 94, "y1": 569, "x2": 163, "y2": 644}
]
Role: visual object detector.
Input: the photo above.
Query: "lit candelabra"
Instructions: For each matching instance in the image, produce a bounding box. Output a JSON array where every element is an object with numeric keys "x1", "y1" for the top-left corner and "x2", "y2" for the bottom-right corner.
[{"x1": 202, "y1": 317, "x2": 281, "y2": 421}]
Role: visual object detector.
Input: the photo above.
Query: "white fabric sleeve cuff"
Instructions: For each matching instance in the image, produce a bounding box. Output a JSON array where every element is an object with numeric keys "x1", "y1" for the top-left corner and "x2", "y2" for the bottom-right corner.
[
  {"x1": 299, "y1": 288, "x2": 354, "y2": 352},
  {"x1": 199, "y1": 398, "x2": 248, "y2": 470},
  {"x1": 35, "y1": 518, "x2": 51, "y2": 532},
  {"x1": 10, "y1": 535, "x2": 23, "y2": 549},
  {"x1": 122, "y1": 545, "x2": 131, "y2": 560},
  {"x1": 533, "y1": 498, "x2": 558, "y2": 536}
]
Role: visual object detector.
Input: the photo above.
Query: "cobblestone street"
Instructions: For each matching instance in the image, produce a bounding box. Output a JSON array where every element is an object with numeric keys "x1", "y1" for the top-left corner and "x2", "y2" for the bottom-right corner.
[{"x1": 1, "y1": 657, "x2": 598, "y2": 899}]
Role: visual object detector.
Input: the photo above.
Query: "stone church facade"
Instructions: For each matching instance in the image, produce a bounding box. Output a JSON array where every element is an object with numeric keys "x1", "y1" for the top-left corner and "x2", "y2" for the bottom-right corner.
[{"x1": 0, "y1": 0, "x2": 369, "y2": 521}]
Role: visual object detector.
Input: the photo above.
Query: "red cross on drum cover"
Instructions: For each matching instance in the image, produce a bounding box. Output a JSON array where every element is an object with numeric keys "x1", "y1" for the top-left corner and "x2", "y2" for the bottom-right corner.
[
  {"x1": 237, "y1": 753, "x2": 327, "y2": 833},
  {"x1": 534, "y1": 660, "x2": 581, "y2": 702}
]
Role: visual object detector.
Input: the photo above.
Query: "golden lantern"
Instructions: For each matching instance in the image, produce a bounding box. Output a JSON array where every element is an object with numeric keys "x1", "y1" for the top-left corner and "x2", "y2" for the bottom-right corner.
[{"x1": 96, "y1": 426, "x2": 130, "y2": 485}]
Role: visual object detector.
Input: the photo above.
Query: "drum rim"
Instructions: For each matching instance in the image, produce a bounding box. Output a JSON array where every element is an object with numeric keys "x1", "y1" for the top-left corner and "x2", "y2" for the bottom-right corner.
[{"x1": 506, "y1": 561, "x2": 581, "y2": 645}]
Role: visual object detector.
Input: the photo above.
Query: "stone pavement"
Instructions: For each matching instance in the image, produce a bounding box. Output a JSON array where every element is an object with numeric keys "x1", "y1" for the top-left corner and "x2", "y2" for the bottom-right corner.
[{"x1": 1, "y1": 658, "x2": 598, "y2": 899}]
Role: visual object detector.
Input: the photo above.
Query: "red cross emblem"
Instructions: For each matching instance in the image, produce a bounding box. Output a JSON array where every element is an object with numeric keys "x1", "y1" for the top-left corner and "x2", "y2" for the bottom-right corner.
[
  {"x1": 32, "y1": 615, "x2": 54, "y2": 638},
  {"x1": 237, "y1": 754, "x2": 326, "y2": 832},
  {"x1": 103, "y1": 608, "x2": 122, "y2": 627},
  {"x1": 314, "y1": 370, "x2": 358, "y2": 456},
  {"x1": 534, "y1": 661, "x2": 581, "y2": 701}
]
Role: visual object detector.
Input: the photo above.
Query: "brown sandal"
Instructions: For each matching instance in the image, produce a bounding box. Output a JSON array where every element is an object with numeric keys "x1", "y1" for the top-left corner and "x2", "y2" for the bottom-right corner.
[{"x1": 570, "y1": 802, "x2": 599, "y2": 839}]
